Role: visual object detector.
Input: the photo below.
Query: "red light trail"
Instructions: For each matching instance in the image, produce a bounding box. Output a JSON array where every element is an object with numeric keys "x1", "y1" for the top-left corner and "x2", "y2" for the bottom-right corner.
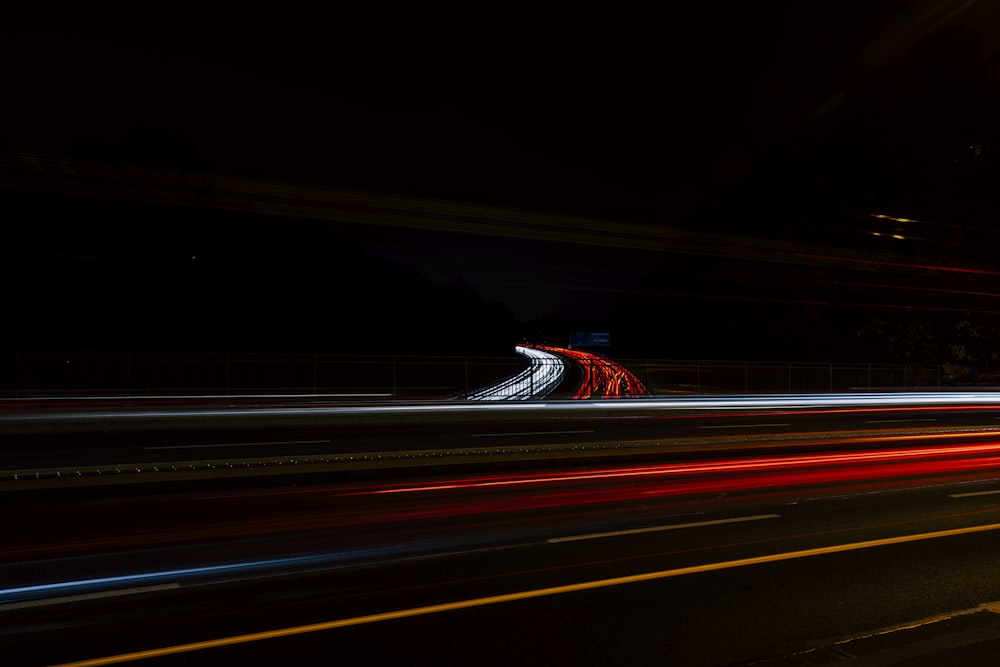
[{"x1": 523, "y1": 344, "x2": 647, "y2": 398}]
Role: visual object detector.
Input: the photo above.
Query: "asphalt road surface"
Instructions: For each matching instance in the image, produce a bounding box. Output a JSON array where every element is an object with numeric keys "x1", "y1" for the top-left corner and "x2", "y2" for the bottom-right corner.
[
  {"x1": 6, "y1": 394, "x2": 1000, "y2": 665},
  {"x1": 7, "y1": 392, "x2": 1000, "y2": 485}
]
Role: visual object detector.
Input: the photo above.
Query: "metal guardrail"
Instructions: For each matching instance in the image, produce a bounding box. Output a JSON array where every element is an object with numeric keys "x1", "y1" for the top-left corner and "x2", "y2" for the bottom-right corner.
[
  {"x1": 0, "y1": 350, "x2": 944, "y2": 398},
  {"x1": 0, "y1": 351, "x2": 529, "y2": 399},
  {"x1": 629, "y1": 359, "x2": 943, "y2": 394}
]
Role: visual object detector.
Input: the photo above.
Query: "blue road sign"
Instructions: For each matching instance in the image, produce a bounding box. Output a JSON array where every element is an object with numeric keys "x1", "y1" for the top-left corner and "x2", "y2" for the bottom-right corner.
[{"x1": 570, "y1": 332, "x2": 611, "y2": 347}]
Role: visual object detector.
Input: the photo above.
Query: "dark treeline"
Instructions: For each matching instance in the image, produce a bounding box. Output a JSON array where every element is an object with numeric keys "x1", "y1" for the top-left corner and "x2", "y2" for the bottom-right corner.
[
  {"x1": 609, "y1": 262, "x2": 1000, "y2": 379},
  {"x1": 1, "y1": 189, "x2": 517, "y2": 357}
]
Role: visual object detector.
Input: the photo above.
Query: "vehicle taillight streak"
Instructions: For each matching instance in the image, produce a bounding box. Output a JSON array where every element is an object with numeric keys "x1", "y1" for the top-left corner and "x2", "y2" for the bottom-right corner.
[
  {"x1": 8, "y1": 433, "x2": 1000, "y2": 565},
  {"x1": 523, "y1": 344, "x2": 647, "y2": 398}
]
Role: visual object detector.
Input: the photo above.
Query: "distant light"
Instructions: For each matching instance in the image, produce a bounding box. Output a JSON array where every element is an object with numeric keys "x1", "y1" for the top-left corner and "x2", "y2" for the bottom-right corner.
[
  {"x1": 871, "y1": 213, "x2": 918, "y2": 224},
  {"x1": 891, "y1": 234, "x2": 905, "y2": 240}
]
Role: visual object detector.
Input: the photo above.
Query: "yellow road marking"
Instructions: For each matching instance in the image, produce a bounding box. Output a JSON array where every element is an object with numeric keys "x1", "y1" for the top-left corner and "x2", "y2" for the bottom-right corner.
[{"x1": 53, "y1": 521, "x2": 1000, "y2": 666}]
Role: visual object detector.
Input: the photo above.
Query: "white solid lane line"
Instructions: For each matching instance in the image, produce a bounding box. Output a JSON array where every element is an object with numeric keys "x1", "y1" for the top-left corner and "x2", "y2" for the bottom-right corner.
[{"x1": 547, "y1": 513, "x2": 781, "y2": 543}]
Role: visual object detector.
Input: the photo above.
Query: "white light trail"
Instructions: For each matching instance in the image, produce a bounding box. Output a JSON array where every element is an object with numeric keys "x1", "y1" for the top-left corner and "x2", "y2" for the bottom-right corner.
[
  {"x1": 463, "y1": 346, "x2": 566, "y2": 401},
  {"x1": 6, "y1": 391, "x2": 1000, "y2": 425}
]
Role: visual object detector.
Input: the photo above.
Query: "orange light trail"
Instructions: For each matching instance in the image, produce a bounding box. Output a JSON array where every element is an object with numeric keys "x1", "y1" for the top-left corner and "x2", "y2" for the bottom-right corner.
[{"x1": 354, "y1": 430, "x2": 1000, "y2": 496}]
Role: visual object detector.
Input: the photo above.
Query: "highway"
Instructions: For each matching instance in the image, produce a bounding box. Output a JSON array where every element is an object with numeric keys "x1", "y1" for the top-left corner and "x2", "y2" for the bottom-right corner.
[
  {"x1": 7, "y1": 392, "x2": 1000, "y2": 485},
  {"x1": 461, "y1": 344, "x2": 644, "y2": 400},
  {"x1": 464, "y1": 345, "x2": 566, "y2": 400},
  {"x1": 6, "y1": 394, "x2": 1000, "y2": 664},
  {"x1": 538, "y1": 345, "x2": 647, "y2": 398}
]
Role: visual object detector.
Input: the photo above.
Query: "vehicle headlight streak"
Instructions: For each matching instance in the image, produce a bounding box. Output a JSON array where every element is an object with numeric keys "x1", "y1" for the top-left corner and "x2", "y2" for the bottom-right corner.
[
  {"x1": 7, "y1": 392, "x2": 1000, "y2": 425},
  {"x1": 461, "y1": 344, "x2": 647, "y2": 401},
  {"x1": 464, "y1": 345, "x2": 566, "y2": 400}
]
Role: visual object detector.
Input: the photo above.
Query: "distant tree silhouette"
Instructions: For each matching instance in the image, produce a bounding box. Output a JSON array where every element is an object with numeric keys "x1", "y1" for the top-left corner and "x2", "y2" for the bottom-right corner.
[
  {"x1": 70, "y1": 124, "x2": 210, "y2": 172},
  {"x1": 1, "y1": 187, "x2": 520, "y2": 356}
]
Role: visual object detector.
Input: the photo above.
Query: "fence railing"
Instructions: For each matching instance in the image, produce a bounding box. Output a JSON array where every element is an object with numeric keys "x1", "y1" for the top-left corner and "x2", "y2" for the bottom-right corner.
[
  {"x1": 0, "y1": 350, "x2": 945, "y2": 398},
  {"x1": 627, "y1": 359, "x2": 943, "y2": 395},
  {"x1": 0, "y1": 351, "x2": 529, "y2": 399}
]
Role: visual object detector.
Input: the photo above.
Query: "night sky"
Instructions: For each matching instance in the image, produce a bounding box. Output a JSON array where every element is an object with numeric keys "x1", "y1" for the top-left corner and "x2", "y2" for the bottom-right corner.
[{"x1": 5, "y1": 3, "x2": 1000, "y2": 362}]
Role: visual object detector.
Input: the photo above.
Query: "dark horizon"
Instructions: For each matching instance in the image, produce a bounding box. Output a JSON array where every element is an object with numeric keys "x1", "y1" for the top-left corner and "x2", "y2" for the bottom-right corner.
[
  {"x1": 4, "y1": 157, "x2": 999, "y2": 368},
  {"x1": 5, "y1": 4, "x2": 1000, "y2": 369}
]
